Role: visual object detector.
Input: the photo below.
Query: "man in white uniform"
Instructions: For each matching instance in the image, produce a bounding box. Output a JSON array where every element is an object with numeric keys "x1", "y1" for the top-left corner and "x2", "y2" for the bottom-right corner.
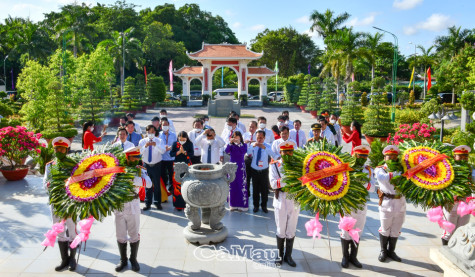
[
  {"x1": 269, "y1": 141, "x2": 299, "y2": 267},
  {"x1": 43, "y1": 137, "x2": 78, "y2": 271},
  {"x1": 340, "y1": 145, "x2": 375, "y2": 268},
  {"x1": 375, "y1": 145, "x2": 405, "y2": 263},
  {"x1": 115, "y1": 147, "x2": 152, "y2": 272},
  {"x1": 441, "y1": 145, "x2": 473, "y2": 245}
]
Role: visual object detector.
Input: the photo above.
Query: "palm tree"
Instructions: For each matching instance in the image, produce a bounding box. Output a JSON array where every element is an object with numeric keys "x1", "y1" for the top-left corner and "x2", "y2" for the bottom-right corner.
[
  {"x1": 417, "y1": 45, "x2": 435, "y2": 99},
  {"x1": 309, "y1": 9, "x2": 350, "y2": 39},
  {"x1": 363, "y1": 32, "x2": 383, "y2": 92},
  {"x1": 98, "y1": 28, "x2": 143, "y2": 93},
  {"x1": 435, "y1": 26, "x2": 472, "y2": 61}
]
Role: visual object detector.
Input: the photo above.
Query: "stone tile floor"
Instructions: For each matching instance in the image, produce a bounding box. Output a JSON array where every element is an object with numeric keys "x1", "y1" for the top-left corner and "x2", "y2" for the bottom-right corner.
[{"x1": 0, "y1": 106, "x2": 465, "y2": 276}]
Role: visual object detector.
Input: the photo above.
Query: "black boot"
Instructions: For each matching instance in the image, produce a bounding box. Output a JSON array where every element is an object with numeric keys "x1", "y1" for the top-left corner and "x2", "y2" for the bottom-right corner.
[
  {"x1": 68, "y1": 243, "x2": 77, "y2": 271},
  {"x1": 340, "y1": 238, "x2": 350, "y2": 268},
  {"x1": 129, "y1": 240, "x2": 140, "y2": 272},
  {"x1": 349, "y1": 241, "x2": 362, "y2": 268},
  {"x1": 55, "y1": 241, "x2": 70, "y2": 271},
  {"x1": 442, "y1": 238, "x2": 448, "y2": 246},
  {"x1": 387, "y1": 237, "x2": 402, "y2": 262},
  {"x1": 378, "y1": 234, "x2": 389, "y2": 262},
  {"x1": 283, "y1": 237, "x2": 297, "y2": 267},
  {"x1": 115, "y1": 242, "x2": 128, "y2": 272},
  {"x1": 275, "y1": 236, "x2": 285, "y2": 266}
]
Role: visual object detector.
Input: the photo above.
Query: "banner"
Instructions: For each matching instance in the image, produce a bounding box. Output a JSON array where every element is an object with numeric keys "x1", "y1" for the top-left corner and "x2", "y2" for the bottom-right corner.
[
  {"x1": 408, "y1": 67, "x2": 414, "y2": 88},
  {"x1": 144, "y1": 66, "x2": 148, "y2": 84},
  {"x1": 169, "y1": 60, "x2": 173, "y2": 91},
  {"x1": 427, "y1": 67, "x2": 432, "y2": 92}
]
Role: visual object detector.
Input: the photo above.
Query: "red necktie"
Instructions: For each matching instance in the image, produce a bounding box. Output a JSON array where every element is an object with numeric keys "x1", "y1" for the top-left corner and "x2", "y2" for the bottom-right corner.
[
  {"x1": 251, "y1": 133, "x2": 253, "y2": 141},
  {"x1": 296, "y1": 131, "x2": 299, "y2": 147}
]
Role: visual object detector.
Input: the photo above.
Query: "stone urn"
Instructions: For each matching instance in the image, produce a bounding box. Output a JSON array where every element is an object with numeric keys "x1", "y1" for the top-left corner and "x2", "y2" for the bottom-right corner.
[{"x1": 174, "y1": 162, "x2": 237, "y2": 244}]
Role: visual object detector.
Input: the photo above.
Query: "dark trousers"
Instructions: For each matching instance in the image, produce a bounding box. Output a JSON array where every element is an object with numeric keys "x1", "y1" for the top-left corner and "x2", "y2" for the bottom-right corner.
[
  {"x1": 145, "y1": 161, "x2": 162, "y2": 206},
  {"x1": 191, "y1": 155, "x2": 201, "y2": 165},
  {"x1": 244, "y1": 155, "x2": 253, "y2": 197},
  {"x1": 251, "y1": 167, "x2": 269, "y2": 208},
  {"x1": 161, "y1": 160, "x2": 174, "y2": 188}
]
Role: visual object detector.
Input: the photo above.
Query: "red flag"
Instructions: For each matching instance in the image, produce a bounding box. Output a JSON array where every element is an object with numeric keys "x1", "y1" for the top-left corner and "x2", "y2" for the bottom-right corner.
[
  {"x1": 144, "y1": 66, "x2": 147, "y2": 84},
  {"x1": 427, "y1": 67, "x2": 432, "y2": 91},
  {"x1": 169, "y1": 60, "x2": 173, "y2": 91}
]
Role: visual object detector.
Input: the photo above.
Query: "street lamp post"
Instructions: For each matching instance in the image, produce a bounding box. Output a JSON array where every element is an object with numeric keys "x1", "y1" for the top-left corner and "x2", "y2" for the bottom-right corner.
[
  {"x1": 3, "y1": 55, "x2": 8, "y2": 91},
  {"x1": 120, "y1": 31, "x2": 125, "y2": 95},
  {"x1": 373, "y1": 26, "x2": 398, "y2": 122},
  {"x1": 62, "y1": 29, "x2": 72, "y2": 96},
  {"x1": 409, "y1": 42, "x2": 417, "y2": 94}
]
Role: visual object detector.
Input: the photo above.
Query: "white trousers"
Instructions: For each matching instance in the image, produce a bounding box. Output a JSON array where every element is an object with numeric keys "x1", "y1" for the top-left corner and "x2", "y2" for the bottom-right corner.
[
  {"x1": 50, "y1": 206, "x2": 77, "y2": 242},
  {"x1": 114, "y1": 200, "x2": 141, "y2": 243},
  {"x1": 442, "y1": 203, "x2": 470, "y2": 240},
  {"x1": 274, "y1": 192, "x2": 299, "y2": 239},
  {"x1": 379, "y1": 210, "x2": 405, "y2": 237},
  {"x1": 340, "y1": 204, "x2": 367, "y2": 240}
]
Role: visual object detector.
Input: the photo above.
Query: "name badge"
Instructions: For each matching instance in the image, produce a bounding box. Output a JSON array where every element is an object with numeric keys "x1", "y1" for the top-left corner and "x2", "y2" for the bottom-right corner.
[
  {"x1": 258, "y1": 160, "x2": 264, "y2": 168},
  {"x1": 194, "y1": 147, "x2": 199, "y2": 152}
]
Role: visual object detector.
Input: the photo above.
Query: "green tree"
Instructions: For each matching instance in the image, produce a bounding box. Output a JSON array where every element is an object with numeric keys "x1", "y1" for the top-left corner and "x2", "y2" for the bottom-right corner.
[
  {"x1": 135, "y1": 73, "x2": 149, "y2": 107},
  {"x1": 250, "y1": 27, "x2": 320, "y2": 77},
  {"x1": 297, "y1": 75, "x2": 311, "y2": 106},
  {"x1": 362, "y1": 32, "x2": 383, "y2": 92},
  {"x1": 362, "y1": 93, "x2": 393, "y2": 137},
  {"x1": 320, "y1": 77, "x2": 336, "y2": 113},
  {"x1": 146, "y1": 73, "x2": 166, "y2": 103},
  {"x1": 435, "y1": 26, "x2": 473, "y2": 61},
  {"x1": 120, "y1": 76, "x2": 140, "y2": 111},
  {"x1": 340, "y1": 81, "x2": 364, "y2": 126},
  {"x1": 305, "y1": 77, "x2": 321, "y2": 112},
  {"x1": 309, "y1": 9, "x2": 350, "y2": 39}
]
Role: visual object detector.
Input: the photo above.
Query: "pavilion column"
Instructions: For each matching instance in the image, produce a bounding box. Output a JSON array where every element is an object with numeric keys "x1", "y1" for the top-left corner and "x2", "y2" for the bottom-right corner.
[
  {"x1": 202, "y1": 61, "x2": 211, "y2": 95},
  {"x1": 180, "y1": 77, "x2": 189, "y2": 97},
  {"x1": 239, "y1": 61, "x2": 248, "y2": 96},
  {"x1": 260, "y1": 77, "x2": 268, "y2": 100}
]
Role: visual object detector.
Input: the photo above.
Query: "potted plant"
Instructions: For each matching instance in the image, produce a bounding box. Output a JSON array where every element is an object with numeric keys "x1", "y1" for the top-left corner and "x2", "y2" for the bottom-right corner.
[
  {"x1": 297, "y1": 75, "x2": 311, "y2": 112},
  {"x1": 340, "y1": 81, "x2": 365, "y2": 134},
  {"x1": 202, "y1": 94, "x2": 211, "y2": 106},
  {"x1": 387, "y1": 123, "x2": 437, "y2": 145},
  {"x1": 305, "y1": 77, "x2": 321, "y2": 118},
  {"x1": 0, "y1": 126, "x2": 43, "y2": 181},
  {"x1": 239, "y1": 94, "x2": 248, "y2": 107},
  {"x1": 361, "y1": 93, "x2": 394, "y2": 144},
  {"x1": 320, "y1": 77, "x2": 337, "y2": 114},
  {"x1": 181, "y1": 95, "x2": 189, "y2": 107}
]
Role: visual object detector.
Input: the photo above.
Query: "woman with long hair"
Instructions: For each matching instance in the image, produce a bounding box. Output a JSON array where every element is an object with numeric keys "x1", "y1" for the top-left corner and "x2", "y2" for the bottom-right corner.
[
  {"x1": 271, "y1": 125, "x2": 281, "y2": 140},
  {"x1": 342, "y1": 120, "x2": 362, "y2": 155},
  {"x1": 225, "y1": 130, "x2": 248, "y2": 211},
  {"x1": 169, "y1": 131, "x2": 194, "y2": 211},
  {"x1": 82, "y1": 121, "x2": 106, "y2": 150}
]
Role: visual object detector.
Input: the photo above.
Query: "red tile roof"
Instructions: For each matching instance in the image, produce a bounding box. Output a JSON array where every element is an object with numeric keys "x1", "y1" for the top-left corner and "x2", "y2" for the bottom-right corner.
[
  {"x1": 174, "y1": 66, "x2": 203, "y2": 75},
  {"x1": 248, "y1": 67, "x2": 275, "y2": 75},
  {"x1": 188, "y1": 44, "x2": 262, "y2": 59}
]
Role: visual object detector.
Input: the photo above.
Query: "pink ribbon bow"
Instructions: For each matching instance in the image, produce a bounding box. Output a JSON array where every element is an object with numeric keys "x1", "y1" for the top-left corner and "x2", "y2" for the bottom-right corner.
[
  {"x1": 70, "y1": 216, "x2": 94, "y2": 249},
  {"x1": 426, "y1": 206, "x2": 455, "y2": 234},
  {"x1": 338, "y1": 216, "x2": 361, "y2": 243},
  {"x1": 457, "y1": 201, "x2": 473, "y2": 217},
  {"x1": 305, "y1": 213, "x2": 323, "y2": 239},
  {"x1": 41, "y1": 219, "x2": 66, "y2": 248}
]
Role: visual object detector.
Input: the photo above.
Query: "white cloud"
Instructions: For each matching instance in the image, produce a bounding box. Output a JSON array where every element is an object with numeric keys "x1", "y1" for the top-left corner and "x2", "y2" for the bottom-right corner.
[
  {"x1": 303, "y1": 29, "x2": 317, "y2": 38},
  {"x1": 232, "y1": 22, "x2": 242, "y2": 28},
  {"x1": 349, "y1": 14, "x2": 376, "y2": 27},
  {"x1": 393, "y1": 0, "x2": 423, "y2": 10},
  {"x1": 250, "y1": 24, "x2": 265, "y2": 32},
  {"x1": 404, "y1": 13, "x2": 453, "y2": 35},
  {"x1": 225, "y1": 10, "x2": 235, "y2": 17},
  {"x1": 296, "y1": 15, "x2": 310, "y2": 24}
]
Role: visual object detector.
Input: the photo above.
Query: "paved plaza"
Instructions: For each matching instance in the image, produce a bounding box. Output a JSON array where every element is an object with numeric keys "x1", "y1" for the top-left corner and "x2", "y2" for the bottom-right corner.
[{"x1": 0, "y1": 106, "x2": 464, "y2": 276}]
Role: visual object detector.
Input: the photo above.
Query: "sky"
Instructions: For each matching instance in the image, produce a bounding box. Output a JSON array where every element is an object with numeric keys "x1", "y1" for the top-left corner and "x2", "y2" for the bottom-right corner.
[{"x1": 0, "y1": 0, "x2": 474, "y2": 57}]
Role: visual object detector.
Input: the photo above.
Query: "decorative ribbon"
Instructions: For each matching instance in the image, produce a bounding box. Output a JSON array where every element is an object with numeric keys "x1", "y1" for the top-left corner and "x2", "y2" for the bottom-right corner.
[
  {"x1": 426, "y1": 206, "x2": 455, "y2": 234},
  {"x1": 338, "y1": 216, "x2": 361, "y2": 243},
  {"x1": 41, "y1": 219, "x2": 66, "y2": 248},
  {"x1": 70, "y1": 216, "x2": 94, "y2": 249},
  {"x1": 66, "y1": 166, "x2": 125, "y2": 185},
  {"x1": 457, "y1": 201, "x2": 475, "y2": 217},
  {"x1": 299, "y1": 163, "x2": 352, "y2": 185},
  {"x1": 305, "y1": 213, "x2": 323, "y2": 239},
  {"x1": 402, "y1": 154, "x2": 448, "y2": 179}
]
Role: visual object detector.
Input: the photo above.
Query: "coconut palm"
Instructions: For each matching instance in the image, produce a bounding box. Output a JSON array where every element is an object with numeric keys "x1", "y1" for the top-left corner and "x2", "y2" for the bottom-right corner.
[
  {"x1": 309, "y1": 9, "x2": 350, "y2": 39},
  {"x1": 435, "y1": 26, "x2": 473, "y2": 61},
  {"x1": 363, "y1": 32, "x2": 383, "y2": 92}
]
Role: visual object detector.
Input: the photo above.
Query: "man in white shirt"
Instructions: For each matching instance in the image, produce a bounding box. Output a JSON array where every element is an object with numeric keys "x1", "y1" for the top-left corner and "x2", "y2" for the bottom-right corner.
[
  {"x1": 318, "y1": 116, "x2": 336, "y2": 146},
  {"x1": 243, "y1": 121, "x2": 258, "y2": 197},
  {"x1": 195, "y1": 128, "x2": 226, "y2": 164},
  {"x1": 113, "y1": 127, "x2": 135, "y2": 151},
  {"x1": 230, "y1": 111, "x2": 246, "y2": 133},
  {"x1": 159, "y1": 109, "x2": 176, "y2": 133},
  {"x1": 202, "y1": 115, "x2": 213, "y2": 130},
  {"x1": 330, "y1": 113, "x2": 342, "y2": 146},
  {"x1": 248, "y1": 130, "x2": 277, "y2": 213},
  {"x1": 139, "y1": 125, "x2": 166, "y2": 211},
  {"x1": 289, "y1": 120, "x2": 306, "y2": 148},
  {"x1": 257, "y1": 116, "x2": 274, "y2": 144},
  {"x1": 272, "y1": 126, "x2": 297, "y2": 157},
  {"x1": 188, "y1": 119, "x2": 205, "y2": 164},
  {"x1": 220, "y1": 117, "x2": 244, "y2": 162},
  {"x1": 282, "y1": 111, "x2": 294, "y2": 130},
  {"x1": 126, "y1": 113, "x2": 142, "y2": 134}
]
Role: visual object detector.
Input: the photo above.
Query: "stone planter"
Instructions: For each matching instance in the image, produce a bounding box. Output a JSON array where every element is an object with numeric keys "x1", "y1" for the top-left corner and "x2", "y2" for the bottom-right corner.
[
  {"x1": 108, "y1": 117, "x2": 121, "y2": 127},
  {"x1": 310, "y1": 110, "x2": 318, "y2": 118},
  {"x1": 341, "y1": 125, "x2": 351, "y2": 135},
  {"x1": 300, "y1": 105, "x2": 307, "y2": 113},
  {"x1": 0, "y1": 166, "x2": 29, "y2": 181},
  {"x1": 174, "y1": 162, "x2": 237, "y2": 244},
  {"x1": 364, "y1": 134, "x2": 387, "y2": 145}
]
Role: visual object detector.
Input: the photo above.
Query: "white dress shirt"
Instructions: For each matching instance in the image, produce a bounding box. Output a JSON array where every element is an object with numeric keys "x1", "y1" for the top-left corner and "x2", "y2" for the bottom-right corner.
[
  {"x1": 113, "y1": 140, "x2": 135, "y2": 151},
  {"x1": 221, "y1": 126, "x2": 244, "y2": 155},
  {"x1": 257, "y1": 128, "x2": 275, "y2": 144},
  {"x1": 237, "y1": 121, "x2": 246, "y2": 133},
  {"x1": 331, "y1": 123, "x2": 342, "y2": 146},
  {"x1": 188, "y1": 128, "x2": 205, "y2": 157},
  {"x1": 247, "y1": 142, "x2": 276, "y2": 170},
  {"x1": 134, "y1": 122, "x2": 142, "y2": 135},
  {"x1": 289, "y1": 129, "x2": 306, "y2": 148},
  {"x1": 243, "y1": 131, "x2": 257, "y2": 144},
  {"x1": 138, "y1": 137, "x2": 166, "y2": 165},
  {"x1": 167, "y1": 118, "x2": 176, "y2": 133},
  {"x1": 321, "y1": 128, "x2": 336, "y2": 145},
  {"x1": 287, "y1": 120, "x2": 294, "y2": 130},
  {"x1": 271, "y1": 138, "x2": 297, "y2": 158},
  {"x1": 195, "y1": 133, "x2": 226, "y2": 164}
]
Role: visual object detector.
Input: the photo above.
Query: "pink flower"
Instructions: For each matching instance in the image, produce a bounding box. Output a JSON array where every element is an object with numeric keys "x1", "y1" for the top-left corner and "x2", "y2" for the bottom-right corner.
[
  {"x1": 424, "y1": 133, "x2": 430, "y2": 137},
  {"x1": 409, "y1": 134, "x2": 415, "y2": 139}
]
